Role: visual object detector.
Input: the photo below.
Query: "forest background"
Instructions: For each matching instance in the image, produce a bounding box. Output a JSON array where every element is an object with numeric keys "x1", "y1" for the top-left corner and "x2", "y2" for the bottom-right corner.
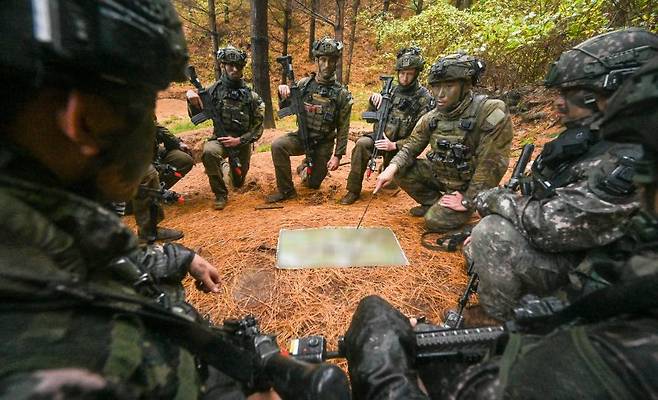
[{"x1": 170, "y1": 0, "x2": 656, "y2": 131}]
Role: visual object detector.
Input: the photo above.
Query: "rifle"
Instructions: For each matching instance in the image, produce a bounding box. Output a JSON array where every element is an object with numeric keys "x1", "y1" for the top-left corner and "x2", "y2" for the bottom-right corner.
[
  {"x1": 361, "y1": 76, "x2": 395, "y2": 178},
  {"x1": 289, "y1": 296, "x2": 566, "y2": 366},
  {"x1": 187, "y1": 65, "x2": 243, "y2": 177},
  {"x1": 276, "y1": 55, "x2": 314, "y2": 176},
  {"x1": 441, "y1": 261, "x2": 479, "y2": 329},
  {"x1": 505, "y1": 143, "x2": 535, "y2": 192}
]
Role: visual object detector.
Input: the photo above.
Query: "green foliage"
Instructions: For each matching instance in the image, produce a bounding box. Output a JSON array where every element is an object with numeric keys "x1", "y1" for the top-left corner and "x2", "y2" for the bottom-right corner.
[
  {"x1": 162, "y1": 115, "x2": 213, "y2": 134},
  {"x1": 256, "y1": 143, "x2": 272, "y2": 153},
  {"x1": 369, "y1": 0, "x2": 657, "y2": 89}
]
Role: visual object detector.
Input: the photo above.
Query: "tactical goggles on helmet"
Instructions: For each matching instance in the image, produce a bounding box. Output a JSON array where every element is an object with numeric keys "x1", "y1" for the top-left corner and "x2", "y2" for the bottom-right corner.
[{"x1": 217, "y1": 47, "x2": 247, "y2": 67}]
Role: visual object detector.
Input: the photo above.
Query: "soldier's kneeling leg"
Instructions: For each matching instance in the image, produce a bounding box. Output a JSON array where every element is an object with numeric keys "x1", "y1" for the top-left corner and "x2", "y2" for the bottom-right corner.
[
  {"x1": 466, "y1": 215, "x2": 579, "y2": 320},
  {"x1": 424, "y1": 202, "x2": 473, "y2": 232}
]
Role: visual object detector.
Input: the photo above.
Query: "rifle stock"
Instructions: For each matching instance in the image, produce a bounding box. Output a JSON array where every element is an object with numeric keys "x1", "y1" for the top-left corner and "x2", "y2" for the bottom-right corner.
[
  {"x1": 505, "y1": 143, "x2": 535, "y2": 191},
  {"x1": 186, "y1": 65, "x2": 243, "y2": 177}
]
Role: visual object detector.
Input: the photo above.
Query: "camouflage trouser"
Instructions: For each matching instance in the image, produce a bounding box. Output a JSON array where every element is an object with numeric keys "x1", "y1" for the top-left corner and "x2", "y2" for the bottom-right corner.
[
  {"x1": 396, "y1": 159, "x2": 473, "y2": 232},
  {"x1": 346, "y1": 135, "x2": 396, "y2": 194},
  {"x1": 465, "y1": 215, "x2": 581, "y2": 320},
  {"x1": 133, "y1": 165, "x2": 164, "y2": 234},
  {"x1": 202, "y1": 139, "x2": 252, "y2": 199},
  {"x1": 159, "y1": 148, "x2": 194, "y2": 189},
  {"x1": 271, "y1": 132, "x2": 334, "y2": 195}
]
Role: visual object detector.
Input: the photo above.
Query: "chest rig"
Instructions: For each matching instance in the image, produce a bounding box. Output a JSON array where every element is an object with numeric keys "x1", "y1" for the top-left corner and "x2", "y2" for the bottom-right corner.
[
  {"x1": 530, "y1": 126, "x2": 598, "y2": 198},
  {"x1": 383, "y1": 86, "x2": 432, "y2": 141},
  {"x1": 301, "y1": 78, "x2": 340, "y2": 140},
  {"x1": 426, "y1": 94, "x2": 488, "y2": 188},
  {"x1": 211, "y1": 83, "x2": 253, "y2": 136}
]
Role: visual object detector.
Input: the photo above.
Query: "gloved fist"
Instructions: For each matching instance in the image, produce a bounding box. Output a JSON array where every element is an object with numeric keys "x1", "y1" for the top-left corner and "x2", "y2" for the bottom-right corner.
[{"x1": 344, "y1": 296, "x2": 428, "y2": 400}]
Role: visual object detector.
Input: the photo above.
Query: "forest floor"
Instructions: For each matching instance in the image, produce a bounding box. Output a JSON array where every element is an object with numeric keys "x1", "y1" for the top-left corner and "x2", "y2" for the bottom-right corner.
[{"x1": 135, "y1": 88, "x2": 561, "y2": 349}]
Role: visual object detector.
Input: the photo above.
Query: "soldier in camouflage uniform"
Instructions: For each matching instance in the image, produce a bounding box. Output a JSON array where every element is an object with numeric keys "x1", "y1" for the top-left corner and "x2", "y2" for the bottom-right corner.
[
  {"x1": 187, "y1": 46, "x2": 265, "y2": 210},
  {"x1": 0, "y1": 2, "x2": 233, "y2": 397},
  {"x1": 266, "y1": 37, "x2": 353, "y2": 203},
  {"x1": 375, "y1": 54, "x2": 514, "y2": 232},
  {"x1": 466, "y1": 28, "x2": 658, "y2": 321},
  {"x1": 133, "y1": 121, "x2": 195, "y2": 241},
  {"x1": 340, "y1": 47, "x2": 434, "y2": 205},
  {"x1": 342, "y1": 58, "x2": 658, "y2": 398}
]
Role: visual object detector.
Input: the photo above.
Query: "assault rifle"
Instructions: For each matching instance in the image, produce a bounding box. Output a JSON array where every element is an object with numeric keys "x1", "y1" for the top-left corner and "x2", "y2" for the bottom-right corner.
[
  {"x1": 277, "y1": 55, "x2": 314, "y2": 176},
  {"x1": 289, "y1": 296, "x2": 566, "y2": 366},
  {"x1": 505, "y1": 143, "x2": 535, "y2": 192},
  {"x1": 441, "y1": 261, "x2": 479, "y2": 329},
  {"x1": 361, "y1": 76, "x2": 395, "y2": 178},
  {"x1": 187, "y1": 65, "x2": 243, "y2": 177}
]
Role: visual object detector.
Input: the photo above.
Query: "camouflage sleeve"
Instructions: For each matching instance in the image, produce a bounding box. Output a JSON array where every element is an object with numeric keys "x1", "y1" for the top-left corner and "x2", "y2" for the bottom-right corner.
[
  {"x1": 333, "y1": 89, "x2": 353, "y2": 157},
  {"x1": 475, "y1": 179, "x2": 640, "y2": 251},
  {"x1": 156, "y1": 124, "x2": 181, "y2": 151},
  {"x1": 390, "y1": 113, "x2": 433, "y2": 171},
  {"x1": 463, "y1": 99, "x2": 514, "y2": 201},
  {"x1": 240, "y1": 90, "x2": 265, "y2": 144},
  {"x1": 138, "y1": 243, "x2": 196, "y2": 284}
]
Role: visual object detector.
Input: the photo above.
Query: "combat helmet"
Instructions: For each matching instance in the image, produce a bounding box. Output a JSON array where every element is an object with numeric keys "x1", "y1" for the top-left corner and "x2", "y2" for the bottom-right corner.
[
  {"x1": 601, "y1": 56, "x2": 658, "y2": 156},
  {"x1": 396, "y1": 47, "x2": 425, "y2": 71},
  {"x1": 428, "y1": 53, "x2": 486, "y2": 85},
  {"x1": 545, "y1": 28, "x2": 658, "y2": 92},
  {"x1": 0, "y1": 0, "x2": 189, "y2": 92},
  {"x1": 217, "y1": 46, "x2": 248, "y2": 67},
  {"x1": 312, "y1": 37, "x2": 343, "y2": 58}
]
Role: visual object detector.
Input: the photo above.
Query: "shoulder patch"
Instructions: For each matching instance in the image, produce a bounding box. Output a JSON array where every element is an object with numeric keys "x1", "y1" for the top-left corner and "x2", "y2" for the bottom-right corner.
[{"x1": 485, "y1": 108, "x2": 506, "y2": 128}]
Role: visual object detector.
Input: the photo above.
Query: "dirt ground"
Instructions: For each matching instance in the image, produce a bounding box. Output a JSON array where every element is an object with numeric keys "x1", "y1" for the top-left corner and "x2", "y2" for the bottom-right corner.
[{"x1": 138, "y1": 93, "x2": 560, "y2": 348}]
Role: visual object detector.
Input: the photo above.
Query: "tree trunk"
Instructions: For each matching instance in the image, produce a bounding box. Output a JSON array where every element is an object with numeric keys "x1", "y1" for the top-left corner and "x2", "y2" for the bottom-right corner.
[
  {"x1": 344, "y1": 0, "x2": 360, "y2": 85},
  {"x1": 308, "y1": 0, "x2": 318, "y2": 60},
  {"x1": 207, "y1": 0, "x2": 220, "y2": 80},
  {"x1": 250, "y1": 0, "x2": 276, "y2": 128},
  {"x1": 455, "y1": 0, "x2": 472, "y2": 10},
  {"x1": 334, "y1": 0, "x2": 346, "y2": 83},
  {"x1": 282, "y1": 0, "x2": 292, "y2": 83},
  {"x1": 414, "y1": 0, "x2": 423, "y2": 14},
  {"x1": 383, "y1": 0, "x2": 390, "y2": 13}
]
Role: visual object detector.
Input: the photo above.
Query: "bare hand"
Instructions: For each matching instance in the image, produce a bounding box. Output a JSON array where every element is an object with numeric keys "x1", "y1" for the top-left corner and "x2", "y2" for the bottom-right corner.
[
  {"x1": 438, "y1": 191, "x2": 467, "y2": 212},
  {"x1": 278, "y1": 85, "x2": 291, "y2": 99},
  {"x1": 186, "y1": 89, "x2": 202, "y2": 109},
  {"x1": 463, "y1": 235, "x2": 472, "y2": 247},
  {"x1": 327, "y1": 155, "x2": 341, "y2": 171},
  {"x1": 179, "y1": 142, "x2": 193, "y2": 157},
  {"x1": 188, "y1": 254, "x2": 220, "y2": 293},
  {"x1": 370, "y1": 93, "x2": 383, "y2": 109},
  {"x1": 374, "y1": 137, "x2": 396, "y2": 152},
  {"x1": 374, "y1": 164, "x2": 398, "y2": 194},
  {"x1": 218, "y1": 136, "x2": 241, "y2": 148}
]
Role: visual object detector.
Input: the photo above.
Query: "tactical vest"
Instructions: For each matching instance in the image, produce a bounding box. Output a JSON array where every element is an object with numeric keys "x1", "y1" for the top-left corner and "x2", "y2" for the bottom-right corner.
[
  {"x1": 300, "y1": 77, "x2": 343, "y2": 141},
  {"x1": 382, "y1": 86, "x2": 432, "y2": 141},
  {"x1": 210, "y1": 82, "x2": 253, "y2": 136},
  {"x1": 425, "y1": 94, "x2": 488, "y2": 191}
]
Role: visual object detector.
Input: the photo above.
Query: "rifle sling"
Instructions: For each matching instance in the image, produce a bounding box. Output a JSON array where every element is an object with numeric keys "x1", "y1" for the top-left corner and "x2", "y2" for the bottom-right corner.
[{"x1": 0, "y1": 270, "x2": 256, "y2": 383}]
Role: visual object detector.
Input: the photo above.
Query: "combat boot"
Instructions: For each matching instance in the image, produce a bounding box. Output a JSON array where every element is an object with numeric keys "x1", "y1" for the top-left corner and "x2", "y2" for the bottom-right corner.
[
  {"x1": 265, "y1": 190, "x2": 298, "y2": 203},
  {"x1": 138, "y1": 227, "x2": 184, "y2": 242},
  {"x1": 410, "y1": 205, "x2": 430, "y2": 217},
  {"x1": 340, "y1": 191, "x2": 360, "y2": 205},
  {"x1": 214, "y1": 196, "x2": 228, "y2": 210}
]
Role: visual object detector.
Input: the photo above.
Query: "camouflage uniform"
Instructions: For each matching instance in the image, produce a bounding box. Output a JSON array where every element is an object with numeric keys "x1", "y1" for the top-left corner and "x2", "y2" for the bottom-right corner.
[
  {"x1": 189, "y1": 48, "x2": 265, "y2": 204},
  {"x1": 270, "y1": 38, "x2": 353, "y2": 197},
  {"x1": 390, "y1": 54, "x2": 513, "y2": 231},
  {"x1": 0, "y1": 2, "x2": 242, "y2": 398},
  {"x1": 133, "y1": 123, "x2": 194, "y2": 235},
  {"x1": 466, "y1": 28, "x2": 658, "y2": 320},
  {"x1": 345, "y1": 48, "x2": 434, "y2": 197},
  {"x1": 342, "y1": 50, "x2": 658, "y2": 400}
]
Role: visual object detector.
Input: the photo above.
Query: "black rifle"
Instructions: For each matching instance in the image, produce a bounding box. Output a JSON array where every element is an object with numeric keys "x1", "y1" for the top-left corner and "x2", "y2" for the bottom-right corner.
[
  {"x1": 361, "y1": 76, "x2": 395, "y2": 178},
  {"x1": 505, "y1": 143, "x2": 535, "y2": 192},
  {"x1": 441, "y1": 261, "x2": 479, "y2": 329},
  {"x1": 276, "y1": 55, "x2": 314, "y2": 176},
  {"x1": 187, "y1": 65, "x2": 243, "y2": 177},
  {"x1": 289, "y1": 296, "x2": 566, "y2": 366},
  {"x1": 136, "y1": 184, "x2": 183, "y2": 244}
]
